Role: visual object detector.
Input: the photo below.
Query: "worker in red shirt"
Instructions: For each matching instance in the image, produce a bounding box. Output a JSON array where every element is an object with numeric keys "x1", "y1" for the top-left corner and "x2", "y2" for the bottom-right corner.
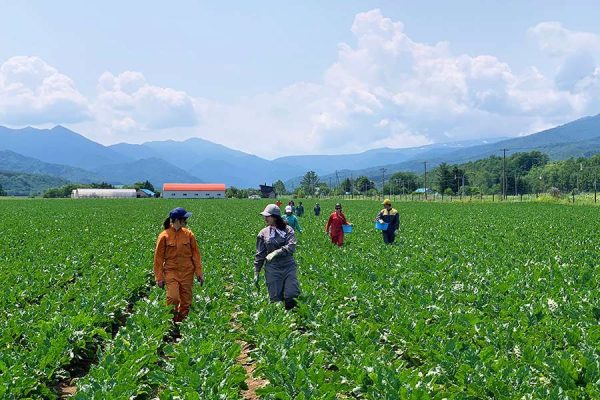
[
  {"x1": 325, "y1": 203, "x2": 351, "y2": 247},
  {"x1": 154, "y1": 207, "x2": 204, "y2": 322}
]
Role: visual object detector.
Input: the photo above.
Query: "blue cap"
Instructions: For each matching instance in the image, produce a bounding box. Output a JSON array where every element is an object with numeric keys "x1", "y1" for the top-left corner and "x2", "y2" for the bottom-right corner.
[{"x1": 169, "y1": 207, "x2": 192, "y2": 219}]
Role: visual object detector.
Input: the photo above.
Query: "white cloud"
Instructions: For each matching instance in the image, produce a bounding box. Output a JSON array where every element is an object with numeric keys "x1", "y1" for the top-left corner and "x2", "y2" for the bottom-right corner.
[
  {"x1": 94, "y1": 71, "x2": 198, "y2": 133},
  {"x1": 94, "y1": 12, "x2": 600, "y2": 157},
  {"x1": 3, "y1": 12, "x2": 600, "y2": 158},
  {"x1": 528, "y1": 22, "x2": 600, "y2": 58},
  {"x1": 0, "y1": 56, "x2": 90, "y2": 125}
]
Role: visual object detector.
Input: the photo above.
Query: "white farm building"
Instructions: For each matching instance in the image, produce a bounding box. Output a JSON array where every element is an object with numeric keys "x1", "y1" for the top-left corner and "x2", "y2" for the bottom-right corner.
[
  {"x1": 162, "y1": 183, "x2": 226, "y2": 199},
  {"x1": 71, "y1": 188, "x2": 137, "y2": 199}
]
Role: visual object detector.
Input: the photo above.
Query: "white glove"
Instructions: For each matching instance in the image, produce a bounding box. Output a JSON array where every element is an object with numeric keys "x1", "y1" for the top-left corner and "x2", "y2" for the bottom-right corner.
[
  {"x1": 394, "y1": 230, "x2": 399, "y2": 236},
  {"x1": 266, "y1": 249, "x2": 283, "y2": 262}
]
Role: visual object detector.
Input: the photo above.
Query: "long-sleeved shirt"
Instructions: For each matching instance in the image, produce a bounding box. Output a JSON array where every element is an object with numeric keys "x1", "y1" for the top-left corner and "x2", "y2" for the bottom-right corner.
[
  {"x1": 254, "y1": 225, "x2": 297, "y2": 273},
  {"x1": 295, "y1": 205, "x2": 304, "y2": 217},
  {"x1": 153, "y1": 227, "x2": 202, "y2": 282},
  {"x1": 376, "y1": 208, "x2": 400, "y2": 231},
  {"x1": 283, "y1": 214, "x2": 302, "y2": 233},
  {"x1": 314, "y1": 206, "x2": 321, "y2": 216},
  {"x1": 325, "y1": 212, "x2": 348, "y2": 234}
]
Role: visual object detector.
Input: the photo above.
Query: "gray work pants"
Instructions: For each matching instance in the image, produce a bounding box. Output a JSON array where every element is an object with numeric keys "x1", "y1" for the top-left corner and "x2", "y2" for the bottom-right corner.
[{"x1": 264, "y1": 261, "x2": 300, "y2": 302}]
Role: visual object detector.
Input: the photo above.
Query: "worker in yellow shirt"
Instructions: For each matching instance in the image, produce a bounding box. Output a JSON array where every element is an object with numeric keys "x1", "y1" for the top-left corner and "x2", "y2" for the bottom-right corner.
[{"x1": 376, "y1": 199, "x2": 400, "y2": 244}]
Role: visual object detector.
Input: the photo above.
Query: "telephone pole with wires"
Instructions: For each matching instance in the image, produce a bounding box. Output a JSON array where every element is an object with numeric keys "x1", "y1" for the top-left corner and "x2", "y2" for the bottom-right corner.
[
  {"x1": 380, "y1": 168, "x2": 386, "y2": 200},
  {"x1": 423, "y1": 161, "x2": 428, "y2": 200},
  {"x1": 501, "y1": 149, "x2": 509, "y2": 200}
]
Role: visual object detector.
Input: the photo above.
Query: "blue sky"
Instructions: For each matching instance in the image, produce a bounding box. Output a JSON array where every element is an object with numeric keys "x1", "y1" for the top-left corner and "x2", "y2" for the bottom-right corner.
[{"x1": 1, "y1": 1, "x2": 600, "y2": 158}]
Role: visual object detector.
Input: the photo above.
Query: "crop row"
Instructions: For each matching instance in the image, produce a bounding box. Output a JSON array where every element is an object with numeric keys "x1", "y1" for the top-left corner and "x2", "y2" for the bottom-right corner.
[{"x1": 1, "y1": 199, "x2": 600, "y2": 398}]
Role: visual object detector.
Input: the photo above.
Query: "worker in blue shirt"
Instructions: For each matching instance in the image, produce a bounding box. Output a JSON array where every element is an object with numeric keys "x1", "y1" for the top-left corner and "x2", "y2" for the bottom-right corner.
[
  {"x1": 283, "y1": 205, "x2": 302, "y2": 233},
  {"x1": 376, "y1": 199, "x2": 400, "y2": 244},
  {"x1": 295, "y1": 202, "x2": 305, "y2": 217}
]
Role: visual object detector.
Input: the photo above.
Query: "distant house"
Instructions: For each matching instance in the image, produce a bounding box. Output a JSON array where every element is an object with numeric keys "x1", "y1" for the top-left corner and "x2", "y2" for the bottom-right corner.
[
  {"x1": 414, "y1": 188, "x2": 436, "y2": 194},
  {"x1": 260, "y1": 184, "x2": 276, "y2": 198},
  {"x1": 162, "y1": 183, "x2": 226, "y2": 199},
  {"x1": 137, "y1": 188, "x2": 156, "y2": 198},
  {"x1": 71, "y1": 188, "x2": 137, "y2": 199}
]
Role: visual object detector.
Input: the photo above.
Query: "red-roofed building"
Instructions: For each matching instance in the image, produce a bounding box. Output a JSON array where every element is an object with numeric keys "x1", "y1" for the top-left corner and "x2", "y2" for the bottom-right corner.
[{"x1": 162, "y1": 183, "x2": 226, "y2": 199}]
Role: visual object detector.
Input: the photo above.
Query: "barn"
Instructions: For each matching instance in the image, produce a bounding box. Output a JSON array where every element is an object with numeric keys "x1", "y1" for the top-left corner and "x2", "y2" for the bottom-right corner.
[
  {"x1": 136, "y1": 188, "x2": 156, "y2": 198},
  {"x1": 162, "y1": 183, "x2": 226, "y2": 199},
  {"x1": 71, "y1": 188, "x2": 137, "y2": 199}
]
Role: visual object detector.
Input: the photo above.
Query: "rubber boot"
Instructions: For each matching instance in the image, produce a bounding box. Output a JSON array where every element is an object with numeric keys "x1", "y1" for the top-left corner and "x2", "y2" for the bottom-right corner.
[{"x1": 284, "y1": 298, "x2": 297, "y2": 310}]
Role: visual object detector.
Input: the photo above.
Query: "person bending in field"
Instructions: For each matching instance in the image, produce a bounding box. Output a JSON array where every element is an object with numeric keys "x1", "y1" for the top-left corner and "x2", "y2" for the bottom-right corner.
[
  {"x1": 325, "y1": 203, "x2": 351, "y2": 247},
  {"x1": 254, "y1": 204, "x2": 300, "y2": 310},
  {"x1": 283, "y1": 205, "x2": 302, "y2": 233},
  {"x1": 154, "y1": 207, "x2": 204, "y2": 322},
  {"x1": 376, "y1": 199, "x2": 400, "y2": 244}
]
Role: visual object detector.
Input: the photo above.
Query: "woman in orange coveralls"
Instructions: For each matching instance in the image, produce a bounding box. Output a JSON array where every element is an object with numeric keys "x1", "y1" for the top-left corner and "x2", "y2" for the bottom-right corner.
[{"x1": 154, "y1": 207, "x2": 204, "y2": 322}]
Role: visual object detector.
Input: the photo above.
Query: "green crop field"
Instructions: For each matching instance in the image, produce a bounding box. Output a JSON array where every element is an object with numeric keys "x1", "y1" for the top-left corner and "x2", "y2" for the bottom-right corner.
[{"x1": 1, "y1": 198, "x2": 599, "y2": 399}]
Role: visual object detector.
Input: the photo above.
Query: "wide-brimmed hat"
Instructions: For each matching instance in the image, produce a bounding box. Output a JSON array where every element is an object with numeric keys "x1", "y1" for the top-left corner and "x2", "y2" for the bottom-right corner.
[{"x1": 382, "y1": 199, "x2": 392, "y2": 206}]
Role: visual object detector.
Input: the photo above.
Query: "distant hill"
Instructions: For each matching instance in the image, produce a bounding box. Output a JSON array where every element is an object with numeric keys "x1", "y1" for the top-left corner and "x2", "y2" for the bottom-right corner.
[
  {"x1": 272, "y1": 138, "x2": 507, "y2": 175},
  {"x1": 3, "y1": 114, "x2": 600, "y2": 190},
  {"x1": 0, "y1": 170, "x2": 69, "y2": 196},
  {"x1": 299, "y1": 114, "x2": 600, "y2": 187},
  {"x1": 108, "y1": 143, "x2": 163, "y2": 160},
  {"x1": 0, "y1": 150, "x2": 102, "y2": 183},
  {"x1": 0, "y1": 125, "x2": 130, "y2": 170},
  {"x1": 112, "y1": 138, "x2": 302, "y2": 187},
  {"x1": 91, "y1": 157, "x2": 203, "y2": 186}
]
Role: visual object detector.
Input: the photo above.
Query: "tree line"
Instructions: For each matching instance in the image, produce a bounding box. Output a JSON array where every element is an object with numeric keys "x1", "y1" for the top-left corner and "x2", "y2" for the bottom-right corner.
[{"x1": 274, "y1": 151, "x2": 600, "y2": 197}]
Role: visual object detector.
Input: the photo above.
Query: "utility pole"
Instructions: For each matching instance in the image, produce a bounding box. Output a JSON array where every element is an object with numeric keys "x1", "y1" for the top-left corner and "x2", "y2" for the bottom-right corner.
[
  {"x1": 423, "y1": 161, "x2": 428, "y2": 200},
  {"x1": 455, "y1": 173, "x2": 459, "y2": 194},
  {"x1": 335, "y1": 170, "x2": 340, "y2": 194},
  {"x1": 380, "y1": 168, "x2": 386, "y2": 201},
  {"x1": 501, "y1": 148, "x2": 509, "y2": 200},
  {"x1": 514, "y1": 171, "x2": 517, "y2": 197}
]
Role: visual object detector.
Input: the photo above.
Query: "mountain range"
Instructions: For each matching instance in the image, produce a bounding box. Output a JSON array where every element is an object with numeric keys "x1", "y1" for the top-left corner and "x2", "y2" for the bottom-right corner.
[{"x1": 1, "y1": 113, "x2": 600, "y2": 194}]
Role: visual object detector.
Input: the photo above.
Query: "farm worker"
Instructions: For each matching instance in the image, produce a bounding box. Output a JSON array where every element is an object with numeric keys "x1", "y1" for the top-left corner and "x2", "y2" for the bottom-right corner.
[
  {"x1": 288, "y1": 200, "x2": 295, "y2": 214},
  {"x1": 154, "y1": 207, "x2": 204, "y2": 322},
  {"x1": 314, "y1": 203, "x2": 321, "y2": 216},
  {"x1": 284, "y1": 205, "x2": 302, "y2": 233},
  {"x1": 254, "y1": 204, "x2": 300, "y2": 310},
  {"x1": 325, "y1": 203, "x2": 351, "y2": 247},
  {"x1": 295, "y1": 202, "x2": 305, "y2": 217},
  {"x1": 376, "y1": 199, "x2": 400, "y2": 244}
]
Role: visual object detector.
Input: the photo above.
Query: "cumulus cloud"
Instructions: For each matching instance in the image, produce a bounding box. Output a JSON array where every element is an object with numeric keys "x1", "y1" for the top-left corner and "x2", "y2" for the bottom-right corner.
[
  {"x1": 0, "y1": 56, "x2": 90, "y2": 125},
  {"x1": 3, "y1": 12, "x2": 600, "y2": 158},
  {"x1": 528, "y1": 22, "x2": 600, "y2": 58},
  {"x1": 202, "y1": 10, "x2": 581, "y2": 155},
  {"x1": 186, "y1": 10, "x2": 600, "y2": 157},
  {"x1": 94, "y1": 71, "x2": 197, "y2": 133}
]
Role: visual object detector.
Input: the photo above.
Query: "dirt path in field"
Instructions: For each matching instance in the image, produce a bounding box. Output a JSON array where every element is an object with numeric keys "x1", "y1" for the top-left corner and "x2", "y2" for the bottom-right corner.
[
  {"x1": 229, "y1": 294, "x2": 269, "y2": 399},
  {"x1": 57, "y1": 383, "x2": 77, "y2": 399}
]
